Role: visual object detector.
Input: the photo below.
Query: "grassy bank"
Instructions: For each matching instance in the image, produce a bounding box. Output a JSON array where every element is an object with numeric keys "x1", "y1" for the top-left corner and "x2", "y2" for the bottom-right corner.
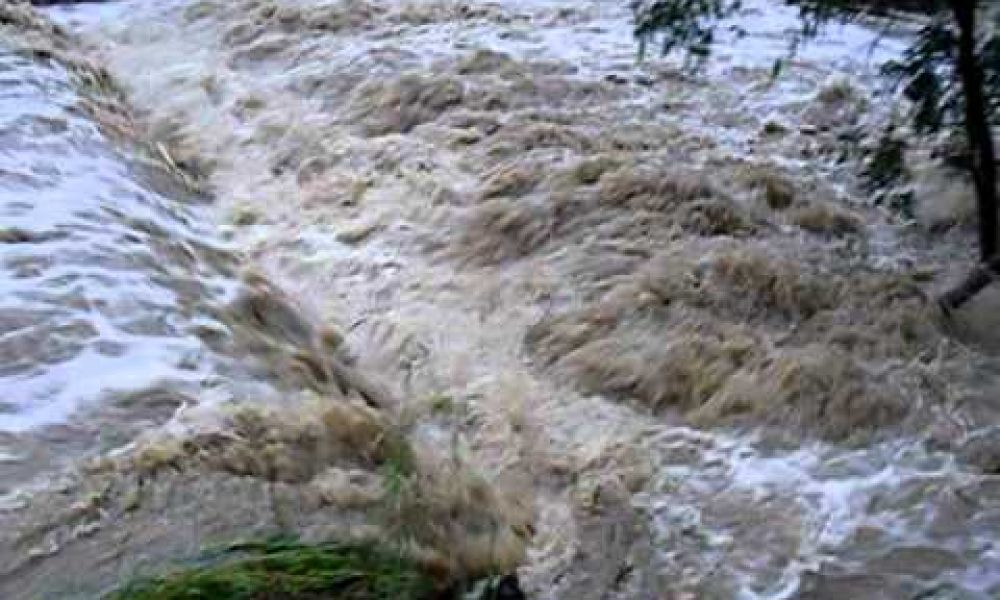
[
  {"x1": 109, "y1": 539, "x2": 437, "y2": 600},
  {"x1": 108, "y1": 538, "x2": 523, "y2": 600}
]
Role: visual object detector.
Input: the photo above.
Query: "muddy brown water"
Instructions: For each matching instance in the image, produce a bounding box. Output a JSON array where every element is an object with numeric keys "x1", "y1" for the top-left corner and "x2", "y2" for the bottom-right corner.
[
  {"x1": 1, "y1": 0, "x2": 1000, "y2": 598},
  {"x1": 0, "y1": 29, "x2": 311, "y2": 493},
  {"x1": 0, "y1": 13, "x2": 414, "y2": 597}
]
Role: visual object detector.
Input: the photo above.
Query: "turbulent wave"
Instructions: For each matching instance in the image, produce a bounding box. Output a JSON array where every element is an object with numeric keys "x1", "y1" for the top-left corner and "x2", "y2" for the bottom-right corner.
[{"x1": 1, "y1": 0, "x2": 998, "y2": 598}]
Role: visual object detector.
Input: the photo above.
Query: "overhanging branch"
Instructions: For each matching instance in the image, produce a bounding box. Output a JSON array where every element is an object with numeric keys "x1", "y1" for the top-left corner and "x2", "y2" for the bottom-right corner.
[{"x1": 939, "y1": 255, "x2": 1000, "y2": 312}]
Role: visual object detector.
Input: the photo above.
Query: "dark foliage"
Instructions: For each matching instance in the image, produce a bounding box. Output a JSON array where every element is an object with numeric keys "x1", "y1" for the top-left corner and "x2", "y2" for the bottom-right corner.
[{"x1": 634, "y1": 0, "x2": 743, "y2": 61}]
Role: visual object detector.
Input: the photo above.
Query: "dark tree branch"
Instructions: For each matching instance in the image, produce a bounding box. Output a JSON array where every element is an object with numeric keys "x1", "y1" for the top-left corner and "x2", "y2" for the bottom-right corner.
[
  {"x1": 926, "y1": 1, "x2": 999, "y2": 312},
  {"x1": 951, "y1": 0, "x2": 999, "y2": 261},
  {"x1": 939, "y1": 254, "x2": 1000, "y2": 312}
]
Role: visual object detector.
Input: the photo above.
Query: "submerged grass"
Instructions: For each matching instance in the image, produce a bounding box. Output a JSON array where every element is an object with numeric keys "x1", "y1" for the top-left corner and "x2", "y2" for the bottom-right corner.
[{"x1": 108, "y1": 538, "x2": 437, "y2": 600}]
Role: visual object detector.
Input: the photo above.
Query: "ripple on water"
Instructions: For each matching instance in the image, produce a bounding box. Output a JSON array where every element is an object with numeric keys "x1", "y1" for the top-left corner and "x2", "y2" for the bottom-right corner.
[{"x1": 0, "y1": 45, "x2": 243, "y2": 463}]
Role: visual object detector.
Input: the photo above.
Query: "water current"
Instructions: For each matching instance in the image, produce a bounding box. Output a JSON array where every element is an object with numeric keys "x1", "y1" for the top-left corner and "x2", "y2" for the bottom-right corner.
[{"x1": 1, "y1": 1, "x2": 999, "y2": 598}]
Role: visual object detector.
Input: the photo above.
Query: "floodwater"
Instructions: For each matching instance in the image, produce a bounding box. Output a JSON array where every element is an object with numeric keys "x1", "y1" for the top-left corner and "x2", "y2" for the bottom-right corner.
[
  {"x1": 1, "y1": 0, "x2": 999, "y2": 598},
  {"x1": 0, "y1": 42, "x2": 240, "y2": 434},
  {"x1": 0, "y1": 16, "x2": 248, "y2": 486}
]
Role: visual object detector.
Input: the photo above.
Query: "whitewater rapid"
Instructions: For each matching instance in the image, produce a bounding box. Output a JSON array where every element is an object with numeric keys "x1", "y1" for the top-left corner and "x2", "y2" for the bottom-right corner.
[{"x1": 1, "y1": 0, "x2": 997, "y2": 598}]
